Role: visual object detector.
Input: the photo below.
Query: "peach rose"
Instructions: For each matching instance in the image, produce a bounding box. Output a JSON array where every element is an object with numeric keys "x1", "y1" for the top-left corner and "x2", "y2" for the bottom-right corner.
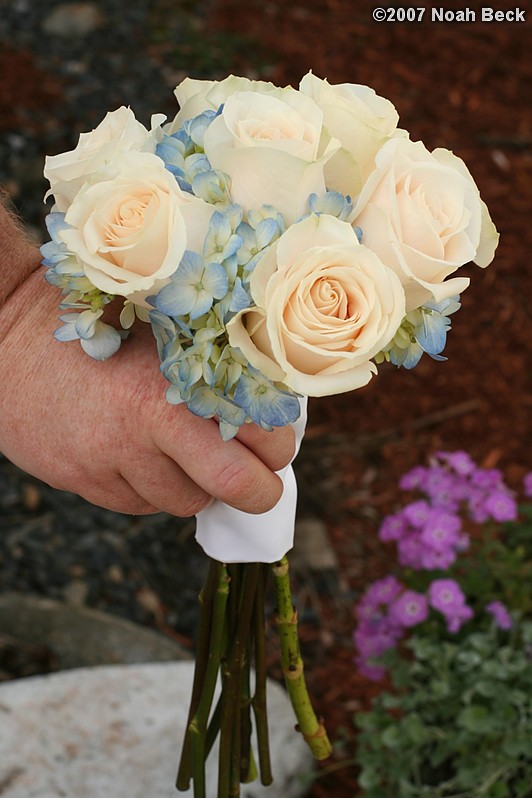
[
  {"x1": 201, "y1": 88, "x2": 340, "y2": 224},
  {"x1": 59, "y1": 152, "x2": 213, "y2": 305},
  {"x1": 299, "y1": 72, "x2": 401, "y2": 197},
  {"x1": 227, "y1": 214, "x2": 405, "y2": 396},
  {"x1": 351, "y1": 138, "x2": 499, "y2": 310},
  {"x1": 44, "y1": 107, "x2": 165, "y2": 212}
]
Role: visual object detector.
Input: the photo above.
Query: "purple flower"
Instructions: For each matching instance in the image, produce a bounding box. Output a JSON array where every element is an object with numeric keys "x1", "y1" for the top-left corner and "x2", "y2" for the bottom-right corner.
[
  {"x1": 435, "y1": 450, "x2": 476, "y2": 476},
  {"x1": 420, "y1": 509, "x2": 461, "y2": 551},
  {"x1": 390, "y1": 590, "x2": 429, "y2": 628},
  {"x1": 469, "y1": 468, "x2": 504, "y2": 491},
  {"x1": 379, "y1": 513, "x2": 408, "y2": 542},
  {"x1": 486, "y1": 600, "x2": 513, "y2": 630},
  {"x1": 421, "y1": 468, "x2": 461, "y2": 508},
  {"x1": 354, "y1": 620, "x2": 400, "y2": 658},
  {"x1": 364, "y1": 575, "x2": 403, "y2": 607},
  {"x1": 404, "y1": 500, "x2": 432, "y2": 528},
  {"x1": 468, "y1": 491, "x2": 491, "y2": 524},
  {"x1": 428, "y1": 579, "x2": 474, "y2": 632},
  {"x1": 446, "y1": 604, "x2": 473, "y2": 632},
  {"x1": 399, "y1": 465, "x2": 428, "y2": 491},
  {"x1": 483, "y1": 491, "x2": 518, "y2": 522},
  {"x1": 397, "y1": 533, "x2": 424, "y2": 569},
  {"x1": 524, "y1": 472, "x2": 532, "y2": 498},
  {"x1": 428, "y1": 578, "x2": 467, "y2": 615},
  {"x1": 419, "y1": 545, "x2": 457, "y2": 571}
]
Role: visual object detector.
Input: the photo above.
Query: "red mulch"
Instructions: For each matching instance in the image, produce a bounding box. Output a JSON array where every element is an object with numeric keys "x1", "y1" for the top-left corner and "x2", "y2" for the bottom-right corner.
[{"x1": 208, "y1": 2, "x2": 532, "y2": 794}]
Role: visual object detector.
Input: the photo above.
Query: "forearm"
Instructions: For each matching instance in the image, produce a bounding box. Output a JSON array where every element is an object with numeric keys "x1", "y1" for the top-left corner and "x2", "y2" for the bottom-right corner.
[{"x1": 0, "y1": 194, "x2": 43, "y2": 341}]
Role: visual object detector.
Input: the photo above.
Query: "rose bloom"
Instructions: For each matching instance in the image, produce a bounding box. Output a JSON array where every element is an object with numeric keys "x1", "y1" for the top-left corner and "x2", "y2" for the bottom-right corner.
[
  {"x1": 59, "y1": 151, "x2": 213, "y2": 305},
  {"x1": 172, "y1": 74, "x2": 281, "y2": 125},
  {"x1": 351, "y1": 137, "x2": 499, "y2": 309},
  {"x1": 299, "y1": 72, "x2": 401, "y2": 197},
  {"x1": 227, "y1": 214, "x2": 406, "y2": 396},
  {"x1": 44, "y1": 106, "x2": 164, "y2": 212},
  {"x1": 170, "y1": 78, "x2": 340, "y2": 224}
]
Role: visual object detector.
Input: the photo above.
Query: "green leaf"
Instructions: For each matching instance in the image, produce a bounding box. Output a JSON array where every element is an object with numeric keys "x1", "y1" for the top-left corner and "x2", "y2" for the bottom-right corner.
[
  {"x1": 381, "y1": 724, "x2": 402, "y2": 748},
  {"x1": 380, "y1": 693, "x2": 403, "y2": 709},
  {"x1": 487, "y1": 781, "x2": 511, "y2": 798},
  {"x1": 456, "y1": 763, "x2": 486, "y2": 788},
  {"x1": 402, "y1": 713, "x2": 429, "y2": 746},
  {"x1": 357, "y1": 766, "x2": 381, "y2": 790},
  {"x1": 482, "y1": 661, "x2": 509, "y2": 680},
  {"x1": 457, "y1": 650, "x2": 483, "y2": 669},
  {"x1": 457, "y1": 705, "x2": 492, "y2": 733},
  {"x1": 474, "y1": 680, "x2": 499, "y2": 697},
  {"x1": 502, "y1": 733, "x2": 531, "y2": 757}
]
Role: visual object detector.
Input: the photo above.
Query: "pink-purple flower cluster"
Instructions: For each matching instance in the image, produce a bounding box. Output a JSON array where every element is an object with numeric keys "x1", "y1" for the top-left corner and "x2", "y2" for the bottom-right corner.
[
  {"x1": 354, "y1": 576, "x2": 476, "y2": 679},
  {"x1": 354, "y1": 452, "x2": 522, "y2": 680},
  {"x1": 428, "y1": 579, "x2": 473, "y2": 632},
  {"x1": 379, "y1": 451, "x2": 518, "y2": 571}
]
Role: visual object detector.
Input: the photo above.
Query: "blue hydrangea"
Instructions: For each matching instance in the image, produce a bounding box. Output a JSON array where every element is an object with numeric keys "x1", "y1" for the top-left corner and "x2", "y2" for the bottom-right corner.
[
  {"x1": 155, "y1": 110, "x2": 231, "y2": 204},
  {"x1": 233, "y1": 367, "x2": 301, "y2": 431},
  {"x1": 307, "y1": 191, "x2": 353, "y2": 221},
  {"x1": 155, "y1": 251, "x2": 229, "y2": 321},
  {"x1": 376, "y1": 296, "x2": 461, "y2": 369},
  {"x1": 54, "y1": 310, "x2": 122, "y2": 360}
]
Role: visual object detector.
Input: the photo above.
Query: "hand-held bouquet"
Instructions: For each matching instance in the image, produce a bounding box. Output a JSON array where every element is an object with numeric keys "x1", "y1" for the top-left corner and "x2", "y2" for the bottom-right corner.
[{"x1": 41, "y1": 72, "x2": 498, "y2": 796}]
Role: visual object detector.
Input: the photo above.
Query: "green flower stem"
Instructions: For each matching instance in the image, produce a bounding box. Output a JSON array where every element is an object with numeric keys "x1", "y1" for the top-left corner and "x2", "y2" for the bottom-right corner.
[
  {"x1": 252, "y1": 565, "x2": 273, "y2": 785},
  {"x1": 218, "y1": 563, "x2": 260, "y2": 798},
  {"x1": 272, "y1": 557, "x2": 332, "y2": 761},
  {"x1": 204, "y1": 695, "x2": 222, "y2": 758},
  {"x1": 178, "y1": 563, "x2": 230, "y2": 797},
  {"x1": 176, "y1": 560, "x2": 223, "y2": 791},
  {"x1": 238, "y1": 642, "x2": 253, "y2": 783}
]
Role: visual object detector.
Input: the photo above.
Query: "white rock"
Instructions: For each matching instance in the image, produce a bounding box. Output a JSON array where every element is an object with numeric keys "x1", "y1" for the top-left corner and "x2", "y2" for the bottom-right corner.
[
  {"x1": 0, "y1": 662, "x2": 312, "y2": 797},
  {"x1": 42, "y1": 3, "x2": 104, "y2": 37}
]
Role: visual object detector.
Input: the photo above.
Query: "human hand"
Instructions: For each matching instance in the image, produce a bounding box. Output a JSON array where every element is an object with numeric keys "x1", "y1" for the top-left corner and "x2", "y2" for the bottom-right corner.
[{"x1": 0, "y1": 269, "x2": 296, "y2": 517}]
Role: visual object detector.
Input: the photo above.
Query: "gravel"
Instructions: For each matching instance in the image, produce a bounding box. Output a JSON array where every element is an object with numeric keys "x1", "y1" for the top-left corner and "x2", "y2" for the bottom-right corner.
[
  {"x1": 0, "y1": 455, "x2": 208, "y2": 646},
  {"x1": 0, "y1": 0, "x2": 226, "y2": 232}
]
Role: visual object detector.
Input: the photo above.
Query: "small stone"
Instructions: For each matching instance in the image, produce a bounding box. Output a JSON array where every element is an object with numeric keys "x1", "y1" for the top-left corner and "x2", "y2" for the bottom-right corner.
[
  {"x1": 42, "y1": 3, "x2": 105, "y2": 37},
  {"x1": 22, "y1": 483, "x2": 41, "y2": 512},
  {"x1": 291, "y1": 518, "x2": 338, "y2": 571},
  {"x1": 62, "y1": 579, "x2": 89, "y2": 607},
  {"x1": 105, "y1": 564, "x2": 124, "y2": 583}
]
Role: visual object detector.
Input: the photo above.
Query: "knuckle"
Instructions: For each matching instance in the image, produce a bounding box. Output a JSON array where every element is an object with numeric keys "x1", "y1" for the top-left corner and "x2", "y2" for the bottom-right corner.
[
  {"x1": 176, "y1": 492, "x2": 212, "y2": 518},
  {"x1": 215, "y1": 458, "x2": 282, "y2": 513},
  {"x1": 215, "y1": 458, "x2": 258, "y2": 507}
]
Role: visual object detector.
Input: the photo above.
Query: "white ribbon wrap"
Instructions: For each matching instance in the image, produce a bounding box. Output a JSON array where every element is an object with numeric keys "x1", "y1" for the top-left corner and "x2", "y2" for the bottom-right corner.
[{"x1": 195, "y1": 398, "x2": 308, "y2": 564}]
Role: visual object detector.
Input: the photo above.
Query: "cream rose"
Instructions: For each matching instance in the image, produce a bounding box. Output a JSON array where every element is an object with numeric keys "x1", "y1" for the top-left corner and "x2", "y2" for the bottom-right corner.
[
  {"x1": 351, "y1": 137, "x2": 499, "y2": 310},
  {"x1": 200, "y1": 88, "x2": 340, "y2": 224},
  {"x1": 227, "y1": 214, "x2": 406, "y2": 396},
  {"x1": 299, "y1": 72, "x2": 401, "y2": 197},
  {"x1": 44, "y1": 107, "x2": 165, "y2": 212},
  {"x1": 59, "y1": 151, "x2": 214, "y2": 305},
  {"x1": 171, "y1": 75, "x2": 280, "y2": 128}
]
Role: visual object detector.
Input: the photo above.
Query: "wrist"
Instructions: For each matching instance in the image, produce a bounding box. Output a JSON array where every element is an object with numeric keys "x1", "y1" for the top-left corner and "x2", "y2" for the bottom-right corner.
[{"x1": 0, "y1": 200, "x2": 43, "y2": 343}]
